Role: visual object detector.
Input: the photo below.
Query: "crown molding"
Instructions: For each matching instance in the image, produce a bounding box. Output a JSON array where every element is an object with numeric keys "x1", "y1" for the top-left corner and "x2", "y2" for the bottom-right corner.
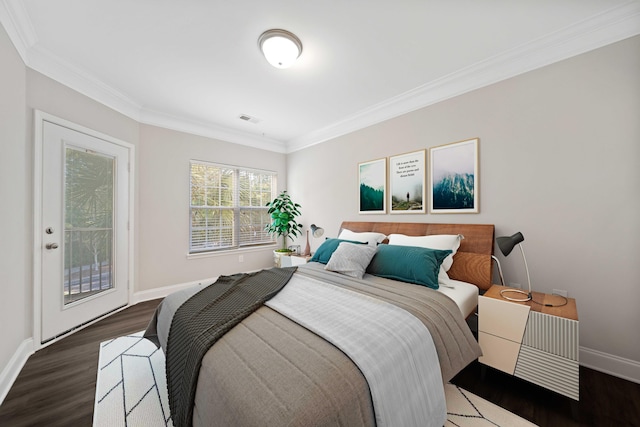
[
  {"x1": 285, "y1": 1, "x2": 640, "y2": 153},
  {"x1": 139, "y1": 108, "x2": 288, "y2": 153},
  {"x1": 0, "y1": 0, "x2": 36, "y2": 63},
  {"x1": 27, "y1": 45, "x2": 144, "y2": 121},
  {"x1": 1, "y1": 1, "x2": 143, "y2": 119},
  {"x1": 2, "y1": 0, "x2": 639, "y2": 154}
]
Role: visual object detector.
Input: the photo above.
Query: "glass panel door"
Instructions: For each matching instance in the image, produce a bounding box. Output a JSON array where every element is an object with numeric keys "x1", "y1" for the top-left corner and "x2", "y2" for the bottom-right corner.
[
  {"x1": 40, "y1": 117, "x2": 130, "y2": 344},
  {"x1": 63, "y1": 147, "x2": 115, "y2": 305}
]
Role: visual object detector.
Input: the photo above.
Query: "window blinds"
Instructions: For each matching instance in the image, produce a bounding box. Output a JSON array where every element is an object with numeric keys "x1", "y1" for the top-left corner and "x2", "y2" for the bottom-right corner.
[{"x1": 190, "y1": 161, "x2": 276, "y2": 253}]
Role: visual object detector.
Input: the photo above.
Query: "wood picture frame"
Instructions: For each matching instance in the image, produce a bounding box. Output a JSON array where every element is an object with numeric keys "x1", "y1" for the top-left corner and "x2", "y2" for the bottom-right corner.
[
  {"x1": 389, "y1": 149, "x2": 426, "y2": 214},
  {"x1": 429, "y1": 138, "x2": 479, "y2": 214},
  {"x1": 358, "y1": 158, "x2": 387, "y2": 214}
]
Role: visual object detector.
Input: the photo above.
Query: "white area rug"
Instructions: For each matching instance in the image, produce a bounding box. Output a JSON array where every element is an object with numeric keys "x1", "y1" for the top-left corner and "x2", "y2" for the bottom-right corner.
[
  {"x1": 94, "y1": 332, "x2": 537, "y2": 427},
  {"x1": 444, "y1": 384, "x2": 537, "y2": 427},
  {"x1": 94, "y1": 332, "x2": 172, "y2": 426}
]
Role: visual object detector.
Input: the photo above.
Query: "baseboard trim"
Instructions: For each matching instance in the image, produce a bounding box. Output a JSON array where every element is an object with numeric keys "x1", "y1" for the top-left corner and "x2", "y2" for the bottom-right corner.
[
  {"x1": 580, "y1": 346, "x2": 640, "y2": 384},
  {"x1": 0, "y1": 338, "x2": 34, "y2": 406},
  {"x1": 131, "y1": 276, "x2": 219, "y2": 304},
  {"x1": 131, "y1": 270, "x2": 261, "y2": 304}
]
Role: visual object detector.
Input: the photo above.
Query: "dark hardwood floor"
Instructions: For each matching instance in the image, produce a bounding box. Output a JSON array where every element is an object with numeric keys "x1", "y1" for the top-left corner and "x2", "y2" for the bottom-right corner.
[
  {"x1": 451, "y1": 361, "x2": 640, "y2": 426},
  {"x1": 0, "y1": 299, "x2": 161, "y2": 427},
  {"x1": 1, "y1": 299, "x2": 639, "y2": 426}
]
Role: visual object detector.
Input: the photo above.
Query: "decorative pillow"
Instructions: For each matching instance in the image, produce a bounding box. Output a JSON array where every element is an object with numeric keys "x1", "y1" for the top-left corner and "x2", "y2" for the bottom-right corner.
[
  {"x1": 310, "y1": 238, "x2": 366, "y2": 264},
  {"x1": 325, "y1": 242, "x2": 378, "y2": 279},
  {"x1": 337, "y1": 228, "x2": 386, "y2": 246},
  {"x1": 387, "y1": 233, "x2": 463, "y2": 272},
  {"x1": 366, "y1": 244, "x2": 452, "y2": 289}
]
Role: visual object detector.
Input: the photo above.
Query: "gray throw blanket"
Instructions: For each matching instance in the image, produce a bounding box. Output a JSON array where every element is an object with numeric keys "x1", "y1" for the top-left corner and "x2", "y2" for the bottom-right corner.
[{"x1": 163, "y1": 267, "x2": 297, "y2": 427}]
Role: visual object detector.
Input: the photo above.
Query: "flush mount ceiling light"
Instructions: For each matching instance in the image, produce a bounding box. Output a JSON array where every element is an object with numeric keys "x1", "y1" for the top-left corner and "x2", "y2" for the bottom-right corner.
[{"x1": 258, "y1": 29, "x2": 302, "y2": 69}]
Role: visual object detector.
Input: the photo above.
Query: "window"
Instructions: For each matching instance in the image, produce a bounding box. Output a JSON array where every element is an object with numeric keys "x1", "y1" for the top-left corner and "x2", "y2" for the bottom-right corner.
[{"x1": 190, "y1": 161, "x2": 276, "y2": 253}]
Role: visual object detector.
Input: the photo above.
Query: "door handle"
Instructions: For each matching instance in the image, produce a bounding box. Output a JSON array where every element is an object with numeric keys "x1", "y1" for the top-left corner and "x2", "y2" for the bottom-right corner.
[{"x1": 46, "y1": 243, "x2": 59, "y2": 250}]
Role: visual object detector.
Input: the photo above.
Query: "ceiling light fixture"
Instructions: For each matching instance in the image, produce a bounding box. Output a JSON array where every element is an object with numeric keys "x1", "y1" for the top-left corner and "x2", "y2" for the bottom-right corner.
[{"x1": 258, "y1": 29, "x2": 302, "y2": 69}]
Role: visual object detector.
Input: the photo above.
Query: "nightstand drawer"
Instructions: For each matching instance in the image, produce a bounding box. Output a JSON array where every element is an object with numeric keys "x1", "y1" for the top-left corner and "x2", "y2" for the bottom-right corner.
[
  {"x1": 478, "y1": 294, "x2": 530, "y2": 342},
  {"x1": 280, "y1": 255, "x2": 311, "y2": 267},
  {"x1": 514, "y1": 346, "x2": 579, "y2": 400},
  {"x1": 289, "y1": 255, "x2": 310, "y2": 266},
  {"x1": 478, "y1": 332, "x2": 521, "y2": 374},
  {"x1": 522, "y1": 311, "x2": 579, "y2": 360}
]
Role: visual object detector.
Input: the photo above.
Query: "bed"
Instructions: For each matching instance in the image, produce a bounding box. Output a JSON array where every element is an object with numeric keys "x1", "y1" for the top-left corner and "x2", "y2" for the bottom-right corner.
[{"x1": 144, "y1": 221, "x2": 494, "y2": 427}]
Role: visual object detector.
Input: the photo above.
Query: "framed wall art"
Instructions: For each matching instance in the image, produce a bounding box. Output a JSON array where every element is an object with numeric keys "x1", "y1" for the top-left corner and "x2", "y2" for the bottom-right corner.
[
  {"x1": 389, "y1": 149, "x2": 426, "y2": 214},
  {"x1": 358, "y1": 158, "x2": 387, "y2": 214},
  {"x1": 429, "y1": 138, "x2": 479, "y2": 214}
]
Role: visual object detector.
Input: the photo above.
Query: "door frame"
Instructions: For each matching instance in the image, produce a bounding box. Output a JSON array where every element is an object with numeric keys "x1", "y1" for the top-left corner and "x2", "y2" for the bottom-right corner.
[{"x1": 33, "y1": 110, "x2": 135, "y2": 350}]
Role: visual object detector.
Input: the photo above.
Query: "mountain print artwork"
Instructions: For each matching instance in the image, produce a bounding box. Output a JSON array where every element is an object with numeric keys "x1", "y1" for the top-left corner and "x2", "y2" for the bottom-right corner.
[{"x1": 429, "y1": 138, "x2": 479, "y2": 213}]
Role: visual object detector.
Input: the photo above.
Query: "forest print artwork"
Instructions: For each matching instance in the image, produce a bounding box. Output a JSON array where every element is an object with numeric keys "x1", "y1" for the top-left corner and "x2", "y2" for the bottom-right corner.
[
  {"x1": 429, "y1": 138, "x2": 479, "y2": 213},
  {"x1": 358, "y1": 158, "x2": 386, "y2": 214}
]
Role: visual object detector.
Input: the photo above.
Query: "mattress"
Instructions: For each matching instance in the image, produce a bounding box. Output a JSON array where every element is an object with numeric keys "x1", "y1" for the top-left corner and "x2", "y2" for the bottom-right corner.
[
  {"x1": 360, "y1": 266, "x2": 478, "y2": 319},
  {"x1": 436, "y1": 277, "x2": 479, "y2": 318}
]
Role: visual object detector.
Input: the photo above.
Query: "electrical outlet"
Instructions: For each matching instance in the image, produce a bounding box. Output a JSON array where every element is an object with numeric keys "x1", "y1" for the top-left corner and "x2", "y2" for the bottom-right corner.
[
  {"x1": 239, "y1": 255, "x2": 244, "y2": 263},
  {"x1": 552, "y1": 289, "x2": 568, "y2": 297},
  {"x1": 509, "y1": 282, "x2": 521, "y2": 289}
]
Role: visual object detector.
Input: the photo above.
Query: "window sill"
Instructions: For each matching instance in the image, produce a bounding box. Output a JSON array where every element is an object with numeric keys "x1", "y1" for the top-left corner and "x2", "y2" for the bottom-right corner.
[{"x1": 187, "y1": 245, "x2": 276, "y2": 260}]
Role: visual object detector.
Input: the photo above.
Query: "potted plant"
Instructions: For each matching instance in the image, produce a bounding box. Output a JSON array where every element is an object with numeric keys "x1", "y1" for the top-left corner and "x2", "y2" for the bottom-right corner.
[{"x1": 265, "y1": 190, "x2": 303, "y2": 266}]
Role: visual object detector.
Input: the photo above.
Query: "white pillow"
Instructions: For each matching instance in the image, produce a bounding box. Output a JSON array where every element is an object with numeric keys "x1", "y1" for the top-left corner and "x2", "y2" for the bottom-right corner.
[
  {"x1": 325, "y1": 242, "x2": 377, "y2": 279},
  {"x1": 387, "y1": 234, "x2": 464, "y2": 272},
  {"x1": 338, "y1": 228, "x2": 386, "y2": 246}
]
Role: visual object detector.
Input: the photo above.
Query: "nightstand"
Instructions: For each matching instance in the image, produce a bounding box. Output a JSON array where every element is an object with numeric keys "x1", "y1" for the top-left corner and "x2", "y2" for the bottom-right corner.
[
  {"x1": 280, "y1": 254, "x2": 311, "y2": 267},
  {"x1": 478, "y1": 284, "x2": 579, "y2": 401}
]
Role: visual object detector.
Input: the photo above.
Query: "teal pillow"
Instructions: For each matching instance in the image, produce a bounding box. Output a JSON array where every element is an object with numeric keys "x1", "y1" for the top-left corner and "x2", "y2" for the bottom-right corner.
[
  {"x1": 310, "y1": 238, "x2": 366, "y2": 264},
  {"x1": 366, "y1": 245, "x2": 452, "y2": 289}
]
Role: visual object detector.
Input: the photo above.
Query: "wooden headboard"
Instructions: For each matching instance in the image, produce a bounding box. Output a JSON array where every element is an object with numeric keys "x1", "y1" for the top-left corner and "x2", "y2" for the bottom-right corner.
[{"x1": 339, "y1": 221, "x2": 495, "y2": 291}]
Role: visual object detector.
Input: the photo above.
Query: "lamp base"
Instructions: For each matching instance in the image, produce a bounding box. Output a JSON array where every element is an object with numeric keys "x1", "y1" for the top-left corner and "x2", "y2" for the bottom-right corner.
[
  {"x1": 302, "y1": 230, "x2": 311, "y2": 256},
  {"x1": 500, "y1": 288, "x2": 532, "y2": 302}
]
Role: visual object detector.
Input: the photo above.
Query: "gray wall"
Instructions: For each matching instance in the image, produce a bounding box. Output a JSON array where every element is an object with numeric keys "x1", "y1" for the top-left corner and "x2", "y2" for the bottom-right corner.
[
  {"x1": 137, "y1": 124, "x2": 287, "y2": 291},
  {"x1": 287, "y1": 36, "x2": 640, "y2": 375},
  {"x1": 0, "y1": 22, "x2": 28, "y2": 381}
]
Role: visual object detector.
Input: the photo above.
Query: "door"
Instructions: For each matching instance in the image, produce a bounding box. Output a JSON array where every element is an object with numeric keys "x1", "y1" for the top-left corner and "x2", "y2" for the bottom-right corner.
[{"x1": 38, "y1": 118, "x2": 131, "y2": 343}]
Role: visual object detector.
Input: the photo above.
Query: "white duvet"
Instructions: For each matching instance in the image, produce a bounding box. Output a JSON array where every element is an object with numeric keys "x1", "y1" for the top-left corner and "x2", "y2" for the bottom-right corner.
[{"x1": 266, "y1": 273, "x2": 447, "y2": 427}]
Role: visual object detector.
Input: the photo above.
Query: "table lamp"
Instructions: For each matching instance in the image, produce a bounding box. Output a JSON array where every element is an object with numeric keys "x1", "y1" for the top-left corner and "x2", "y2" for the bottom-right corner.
[
  {"x1": 310, "y1": 224, "x2": 324, "y2": 238},
  {"x1": 496, "y1": 232, "x2": 532, "y2": 302},
  {"x1": 303, "y1": 224, "x2": 324, "y2": 256}
]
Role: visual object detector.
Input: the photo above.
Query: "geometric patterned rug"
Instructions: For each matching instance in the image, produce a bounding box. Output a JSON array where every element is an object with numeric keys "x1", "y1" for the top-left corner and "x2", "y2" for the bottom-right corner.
[
  {"x1": 94, "y1": 332, "x2": 537, "y2": 427},
  {"x1": 93, "y1": 332, "x2": 172, "y2": 426},
  {"x1": 443, "y1": 384, "x2": 537, "y2": 426}
]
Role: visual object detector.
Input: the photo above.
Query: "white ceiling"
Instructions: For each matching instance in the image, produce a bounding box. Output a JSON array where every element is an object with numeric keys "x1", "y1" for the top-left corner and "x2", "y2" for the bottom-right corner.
[{"x1": 2, "y1": 0, "x2": 639, "y2": 153}]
